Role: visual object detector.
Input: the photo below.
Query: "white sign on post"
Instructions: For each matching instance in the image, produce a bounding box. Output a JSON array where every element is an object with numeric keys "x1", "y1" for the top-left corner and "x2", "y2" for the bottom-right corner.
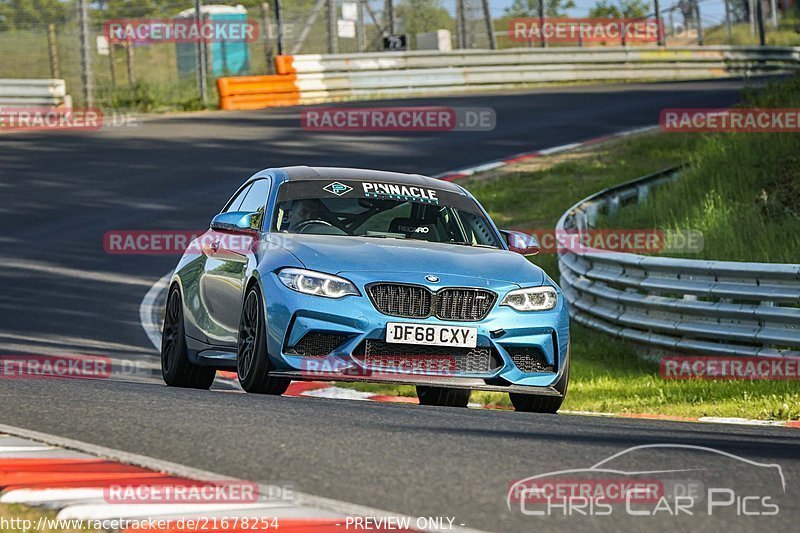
[
  {"x1": 96, "y1": 35, "x2": 110, "y2": 56},
  {"x1": 337, "y1": 19, "x2": 356, "y2": 38},
  {"x1": 341, "y1": 2, "x2": 358, "y2": 22}
]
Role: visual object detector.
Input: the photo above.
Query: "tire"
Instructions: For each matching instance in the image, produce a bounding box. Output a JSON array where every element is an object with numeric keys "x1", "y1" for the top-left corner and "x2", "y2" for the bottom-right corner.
[
  {"x1": 416, "y1": 386, "x2": 471, "y2": 408},
  {"x1": 237, "y1": 286, "x2": 290, "y2": 395},
  {"x1": 161, "y1": 287, "x2": 216, "y2": 389},
  {"x1": 510, "y1": 355, "x2": 570, "y2": 414}
]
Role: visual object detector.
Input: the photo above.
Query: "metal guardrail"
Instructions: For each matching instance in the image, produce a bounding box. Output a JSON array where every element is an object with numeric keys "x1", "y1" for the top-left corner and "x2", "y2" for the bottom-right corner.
[
  {"x1": 219, "y1": 46, "x2": 800, "y2": 109},
  {"x1": 556, "y1": 167, "x2": 800, "y2": 358},
  {"x1": 0, "y1": 79, "x2": 71, "y2": 108}
]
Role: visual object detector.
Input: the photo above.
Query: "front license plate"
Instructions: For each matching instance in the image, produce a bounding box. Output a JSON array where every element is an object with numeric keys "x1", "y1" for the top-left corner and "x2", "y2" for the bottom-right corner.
[{"x1": 385, "y1": 323, "x2": 478, "y2": 348}]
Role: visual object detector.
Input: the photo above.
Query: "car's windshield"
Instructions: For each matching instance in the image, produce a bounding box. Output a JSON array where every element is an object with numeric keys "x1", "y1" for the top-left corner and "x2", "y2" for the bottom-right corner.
[{"x1": 273, "y1": 179, "x2": 502, "y2": 248}]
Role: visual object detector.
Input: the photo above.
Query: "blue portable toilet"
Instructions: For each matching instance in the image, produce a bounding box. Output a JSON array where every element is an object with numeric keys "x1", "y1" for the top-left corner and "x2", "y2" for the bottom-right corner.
[{"x1": 175, "y1": 5, "x2": 251, "y2": 78}]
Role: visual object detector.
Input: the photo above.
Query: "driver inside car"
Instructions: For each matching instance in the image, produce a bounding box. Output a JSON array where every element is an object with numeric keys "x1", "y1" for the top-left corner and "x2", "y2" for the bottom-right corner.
[{"x1": 285, "y1": 199, "x2": 335, "y2": 233}]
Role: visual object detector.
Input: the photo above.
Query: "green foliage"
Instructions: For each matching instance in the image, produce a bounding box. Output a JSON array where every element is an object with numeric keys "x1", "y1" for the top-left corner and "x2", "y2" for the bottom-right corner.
[
  {"x1": 396, "y1": 0, "x2": 452, "y2": 43},
  {"x1": 0, "y1": 0, "x2": 68, "y2": 30},
  {"x1": 598, "y1": 77, "x2": 800, "y2": 263},
  {"x1": 588, "y1": 0, "x2": 651, "y2": 18},
  {"x1": 505, "y1": 0, "x2": 577, "y2": 18},
  {"x1": 98, "y1": 80, "x2": 206, "y2": 112}
]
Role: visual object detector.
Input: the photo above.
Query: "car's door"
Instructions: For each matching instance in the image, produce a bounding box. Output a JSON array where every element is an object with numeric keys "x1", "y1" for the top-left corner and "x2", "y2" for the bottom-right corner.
[{"x1": 200, "y1": 178, "x2": 271, "y2": 348}]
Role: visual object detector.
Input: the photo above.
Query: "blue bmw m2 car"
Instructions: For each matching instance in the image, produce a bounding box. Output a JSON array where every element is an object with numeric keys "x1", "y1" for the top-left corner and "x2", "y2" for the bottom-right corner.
[{"x1": 162, "y1": 167, "x2": 570, "y2": 412}]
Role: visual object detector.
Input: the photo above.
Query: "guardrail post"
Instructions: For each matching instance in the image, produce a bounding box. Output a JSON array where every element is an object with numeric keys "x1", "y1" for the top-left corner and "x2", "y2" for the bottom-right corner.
[
  {"x1": 608, "y1": 195, "x2": 620, "y2": 217},
  {"x1": 637, "y1": 184, "x2": 650, "y2": 203}
]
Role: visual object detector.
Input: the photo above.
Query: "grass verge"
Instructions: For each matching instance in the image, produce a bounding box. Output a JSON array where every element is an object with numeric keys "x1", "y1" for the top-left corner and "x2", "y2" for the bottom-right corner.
[{"x1": 339, "y1": 77, "x2": 800, "y2": 419}]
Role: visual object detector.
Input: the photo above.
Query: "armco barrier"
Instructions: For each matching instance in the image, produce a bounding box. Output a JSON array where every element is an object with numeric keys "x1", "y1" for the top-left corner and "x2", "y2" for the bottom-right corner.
[
  {"x1": 0, "y1": 79, "x2": 71, "y2": 108},
  {"x1": 557, "y1": 167, "x2": 800, "y2": 359},
  {"x1": 217, "y1": 46, "x2": 800, "y2": 110}
]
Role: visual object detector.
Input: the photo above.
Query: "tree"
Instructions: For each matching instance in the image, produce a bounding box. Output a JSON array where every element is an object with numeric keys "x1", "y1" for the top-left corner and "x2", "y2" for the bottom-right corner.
[
  {"x1": 396, "y1": 0, "x2": 452, "y2": 41},
  {"x1": 589, "y1": 0, "x2": 651, "y2": 18},
  {"x1": 0, "y1": 0, "x2": 68, "y2": 30},
  {"x1": 505, "y1": 0, "x2": 577, "y2": 18}
]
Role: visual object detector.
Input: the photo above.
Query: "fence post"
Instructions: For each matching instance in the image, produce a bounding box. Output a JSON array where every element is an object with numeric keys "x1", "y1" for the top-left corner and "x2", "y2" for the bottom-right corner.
[
  {"x1": 275, "y1": 0, "x2": 284, "y2": 55},
  {"x1": 386, "y1": 0, "x2": 396, "y2": 35},
  {"x1": 327, "y1": 0, "x2": 337, "y2": 53},
  {"x1": 261, "y1": 2, "x2": 274, "y2": 73},
  {"x1": 480, "y1": 0, "x2": 496, "y2": 50},
  {"x1": 756, "y1": 0, "x2": 767, "y2": 45},
  {"x1": 108, "y1": 45, "x2": 116, "y2": 89},
  {"x1": 455, "y1": 0, "x2": 465, "y2": 49},
  {"x1": 357, "y1": 0, "x2": 366, "y2": 52},
  {"x1": 47, "y1": 24, "x2": 61, "y2": 80},
  {"x1": 724, "y1": 0, "x2": 732, "y2": 41},
  {"x1": 695, "y1": 0, "x2": 703, "y2": 45},
  {"x1": 654, "y1": 0, "x2": 664, "y2": 46},
  {"x1": 77, "y1": 0, "x2": 93, "y2": 107},
  {"x1": 125, "y1": 40, "x2": 135, "y2": 92},
  {"x1": 194, "y1": 0, "x2": 208, "y2": 105},
  {"x1": 538, "y1": 0, "x2": 547, "y2": 48}
]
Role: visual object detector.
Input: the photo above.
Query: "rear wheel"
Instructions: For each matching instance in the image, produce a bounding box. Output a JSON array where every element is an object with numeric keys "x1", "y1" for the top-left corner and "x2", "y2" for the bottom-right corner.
[
  {"x1": 510, "y1": 355, "x2": 570, "y2": 414},
  {"x1": 416, "y1": 386, "x2": 471, "y2": 408},
  {"x1": 161, "y1": 287, "x2": 216, "y2": 389},
  {"x1": 237, "y1": 286, "x2": 290, "y2": 395}
]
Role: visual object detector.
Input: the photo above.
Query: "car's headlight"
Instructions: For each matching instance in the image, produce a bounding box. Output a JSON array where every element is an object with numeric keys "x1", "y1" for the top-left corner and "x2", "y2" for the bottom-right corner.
[
  {"x1": 278, "y1": 268, "x2": 360, "y2": 298},
  {"x1": 501, "y1": 286, "x2": 558, "y2": 311}
]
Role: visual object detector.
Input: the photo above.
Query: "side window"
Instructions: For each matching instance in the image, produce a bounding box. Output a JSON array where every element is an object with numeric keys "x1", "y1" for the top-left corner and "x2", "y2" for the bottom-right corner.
[
  {"x1": 223, "y1": 184, "x2": 252, "y2": 213},
  {"x1": 237, "y1": 179, "x2": 271, "y2": 229},
  {"x1": 238, "y1": 180, "x2": 271, "y2": 214}
]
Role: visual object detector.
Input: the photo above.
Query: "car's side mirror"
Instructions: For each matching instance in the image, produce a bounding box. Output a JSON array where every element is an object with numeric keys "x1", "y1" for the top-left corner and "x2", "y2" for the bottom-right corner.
[
  {"x1": 210, "y1": 211, "x2": 261, "y2": 235},
  {"x1": 501, "y1": 230, "x2": 539, "y2": 256}
]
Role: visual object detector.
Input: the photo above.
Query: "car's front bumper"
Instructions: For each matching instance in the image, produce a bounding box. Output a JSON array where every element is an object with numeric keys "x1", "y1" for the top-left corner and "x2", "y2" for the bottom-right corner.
[{"x1": 262, "y1": 270, "x2": 570, "y2": 390}]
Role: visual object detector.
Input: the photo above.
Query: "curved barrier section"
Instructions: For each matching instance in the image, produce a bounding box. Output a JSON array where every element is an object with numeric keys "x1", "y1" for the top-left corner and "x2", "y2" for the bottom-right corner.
[
  {"x1": 217, "y1": 46, "x2": 800, "y2": 110},
  {"x1": 556, "y1": 167, "x2": 800, "y2": 358}
]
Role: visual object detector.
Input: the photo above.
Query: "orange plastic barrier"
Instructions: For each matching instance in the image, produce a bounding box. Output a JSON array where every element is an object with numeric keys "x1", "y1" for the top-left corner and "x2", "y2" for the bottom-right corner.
[{"x1": 217, "y1": 60, "x2": 300, "y2": 110}]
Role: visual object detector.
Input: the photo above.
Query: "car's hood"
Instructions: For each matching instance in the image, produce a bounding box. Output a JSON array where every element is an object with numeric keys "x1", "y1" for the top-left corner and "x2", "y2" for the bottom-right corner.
[{"x1": 268, "y1": 234, "x2": 545, "y2": 285}]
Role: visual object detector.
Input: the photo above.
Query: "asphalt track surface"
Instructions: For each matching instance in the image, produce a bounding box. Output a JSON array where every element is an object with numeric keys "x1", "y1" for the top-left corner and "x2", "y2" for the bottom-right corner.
[{"x1": 1, "y1": 79, "x2": 799, "y2": 532}]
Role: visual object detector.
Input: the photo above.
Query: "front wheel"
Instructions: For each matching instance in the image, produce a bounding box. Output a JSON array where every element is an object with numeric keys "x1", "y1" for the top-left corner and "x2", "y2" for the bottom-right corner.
[
  {"x1": 416, "y1": 386, "x2": 471, "y2": 408},
  {"x1": 237, "y1": 286, "x2": 290, "y2": 395},
  {"x1": 161, "y1": 286, "x2": 216, "y2": 389},
  {"x1": 510, "y1": 355, "x2": 570, "y2": 414}
]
